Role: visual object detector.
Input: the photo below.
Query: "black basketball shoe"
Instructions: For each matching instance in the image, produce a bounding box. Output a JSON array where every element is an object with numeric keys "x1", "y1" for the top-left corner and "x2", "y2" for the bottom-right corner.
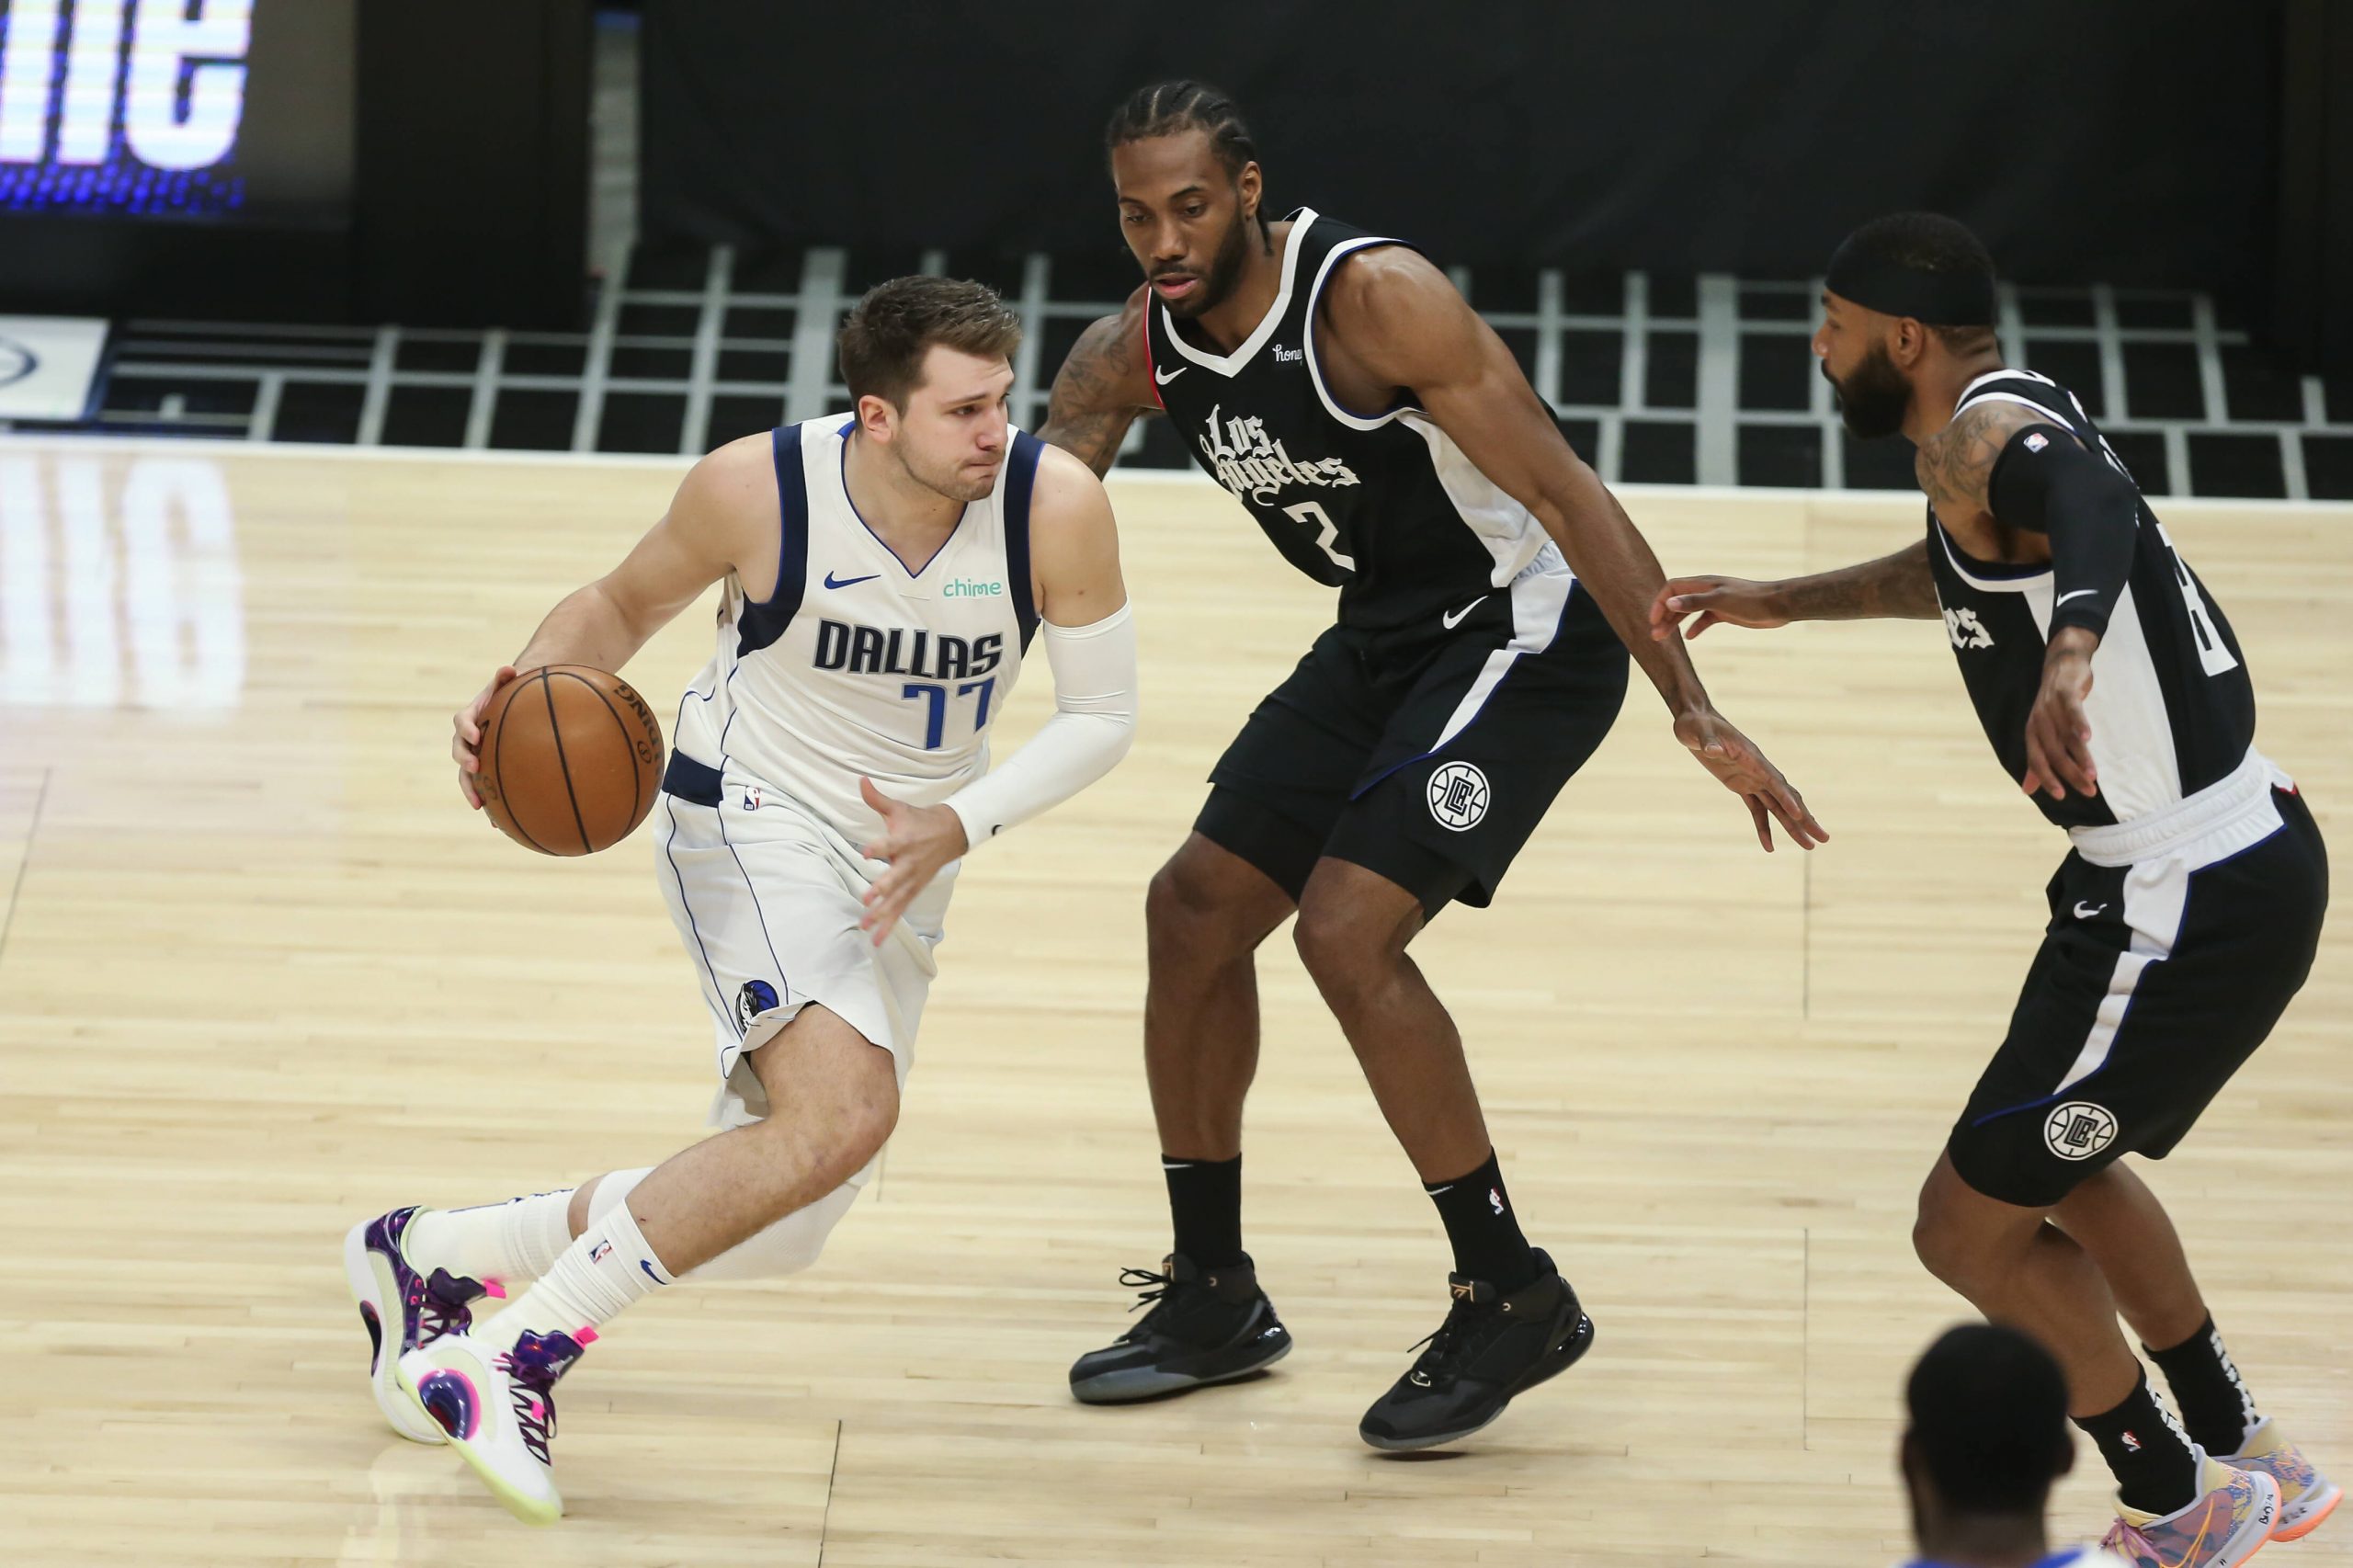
[
  {"x1": 1069, "y1": 1253, "x2": 1291, "y2": 1404},
  {"x1": 1358, "y1": 1247, "x2": 1595, "y2": 1451}
]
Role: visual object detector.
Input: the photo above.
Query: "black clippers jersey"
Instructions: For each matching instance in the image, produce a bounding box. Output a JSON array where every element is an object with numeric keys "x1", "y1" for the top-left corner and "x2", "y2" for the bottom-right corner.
[
  {"x1": 1925, "y1": 369, "x2": 2256, "y2": 830},
  {"x1": 1145, "y1": 208, "x2": 1572, "y2": 642}
]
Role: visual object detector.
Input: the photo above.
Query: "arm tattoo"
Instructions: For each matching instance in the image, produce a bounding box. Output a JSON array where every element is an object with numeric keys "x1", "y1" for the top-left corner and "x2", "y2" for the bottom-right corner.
[
  {"x1": 1039, "y1": 312, "x2": 1152, "y2": 478},
  {"x1": 1779, "y1": 540, "x2": 1942, "y2": 621},
  {"x1": 1914, "y1": 400, "x2": 2037, "y2": 514}
]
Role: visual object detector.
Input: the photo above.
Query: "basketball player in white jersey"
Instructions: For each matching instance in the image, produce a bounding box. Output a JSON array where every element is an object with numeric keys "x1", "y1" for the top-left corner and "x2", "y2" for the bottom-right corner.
[{"x1": 341, "y1": 278, "x2": 1137, "y2": 1524}]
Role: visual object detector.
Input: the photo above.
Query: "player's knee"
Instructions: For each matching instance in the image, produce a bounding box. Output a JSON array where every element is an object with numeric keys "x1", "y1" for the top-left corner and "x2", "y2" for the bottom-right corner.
[
  {"x1": 1911, "y1": 1209, "x2": 1962, "y2": 1285},
  {"x1": 1910, "y1": 1195, "x2": 1988, "y2": 1294},
  {"x1": 1290, "y1": 892, "x2": 1390, "y2": 998},
  {"x1": 825, "y1": 1094, "x2": 898, "y2": 1183},
  {"x1": 1146, "y1": 850, "x2": 1248, "y2": 960},
  {"x1": 744, "y1": 1092, "x2": 894, "y2": 1197}
]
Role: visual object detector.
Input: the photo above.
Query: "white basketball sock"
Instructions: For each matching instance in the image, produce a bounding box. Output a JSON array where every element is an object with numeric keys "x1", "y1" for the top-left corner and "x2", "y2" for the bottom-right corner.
[
  {"x1": 402, "y1": 1187, "x2": 577, "y2": 1289},
  {"x1": 482, "y1": 1199, "x2": 676, "y2": 1350},
  {"x1": 583, "y1": 1166, "x2": 652, "y2": 1224}
]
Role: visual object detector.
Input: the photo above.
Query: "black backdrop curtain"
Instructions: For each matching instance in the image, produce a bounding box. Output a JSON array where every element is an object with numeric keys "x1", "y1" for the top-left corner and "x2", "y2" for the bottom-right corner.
[{"x1": 642, "y1": 0, "x2": 2277, "y2": 293}]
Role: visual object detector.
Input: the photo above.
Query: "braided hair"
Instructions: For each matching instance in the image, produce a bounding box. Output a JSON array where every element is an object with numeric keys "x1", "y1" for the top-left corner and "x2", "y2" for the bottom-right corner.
[{"x1": 1104, "y1": 80, "x2": 1270, "y2": 251}]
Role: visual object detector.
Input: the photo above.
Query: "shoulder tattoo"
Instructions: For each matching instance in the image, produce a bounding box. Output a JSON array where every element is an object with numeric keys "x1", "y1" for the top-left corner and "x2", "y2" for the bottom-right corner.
[{"x1": 1915, "y1": 400, "x2": 2040, "y2": 513}]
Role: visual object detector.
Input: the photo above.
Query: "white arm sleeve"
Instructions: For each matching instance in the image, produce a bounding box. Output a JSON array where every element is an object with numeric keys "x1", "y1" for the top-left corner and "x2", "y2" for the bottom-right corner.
[{"x1": 942, "y1": 601, "x2": 1138, "y2": 847}]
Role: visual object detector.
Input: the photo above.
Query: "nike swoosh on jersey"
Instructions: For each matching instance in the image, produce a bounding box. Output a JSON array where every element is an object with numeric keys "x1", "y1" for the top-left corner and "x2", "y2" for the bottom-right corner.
[
  {"x1": 2073, "y1": 901, "x2": 2108, "y2": 918},
  {"x1": 2055, "y1": 587, "x2": 2100, "y2": 606},
  {"x1": 824, "y1": 571, "x2": 881, "y2": 589},
  {"x1": 1153, "y1": 364, "x2": 1187, "y2": 385},
  {"x1": 1441, "y1": 595, "x2": 1489, "y2": 630}
]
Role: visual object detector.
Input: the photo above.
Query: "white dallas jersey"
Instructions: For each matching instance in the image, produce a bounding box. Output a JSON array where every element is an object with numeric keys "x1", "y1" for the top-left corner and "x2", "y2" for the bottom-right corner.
[{"x1": 665, "y1": 418, "x2": 1044, "y2": 847}]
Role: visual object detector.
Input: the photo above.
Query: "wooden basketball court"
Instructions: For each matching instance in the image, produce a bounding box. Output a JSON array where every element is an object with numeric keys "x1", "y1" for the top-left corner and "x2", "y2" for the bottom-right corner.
[{"x1": 2, "y1": 438, "x2": 2347, "y2": 1566}]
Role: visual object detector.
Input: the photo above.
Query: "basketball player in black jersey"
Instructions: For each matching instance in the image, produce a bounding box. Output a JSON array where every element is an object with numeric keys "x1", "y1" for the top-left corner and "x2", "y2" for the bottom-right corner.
[
  {"x1": 1654, "y1": 214, "x2": 2336, "y2": 1565},
  {"x1": 1038, "y1": 81, "x2": 1824, "y2": 1451}
]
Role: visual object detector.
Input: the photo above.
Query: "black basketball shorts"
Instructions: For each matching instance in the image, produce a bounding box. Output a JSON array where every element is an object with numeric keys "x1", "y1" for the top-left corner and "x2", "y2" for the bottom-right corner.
[
  {"x1": 1193, "y1": 586, "x2": 1628, "y2": 917},
  {"x1": 1947, "y1": 760, "x2": 2327, "y2": 1208}
]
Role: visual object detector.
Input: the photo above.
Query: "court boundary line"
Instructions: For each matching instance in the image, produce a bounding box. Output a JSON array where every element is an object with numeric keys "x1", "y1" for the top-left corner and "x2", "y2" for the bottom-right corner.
[{"x1": 0, "y1": 767, "x2": 55, "y2": 978}]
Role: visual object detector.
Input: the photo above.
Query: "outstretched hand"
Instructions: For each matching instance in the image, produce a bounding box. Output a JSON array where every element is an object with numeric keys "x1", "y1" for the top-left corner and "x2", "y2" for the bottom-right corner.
[
  {"x1": 858, "y1": 777, "x2": 971, "y2": 946},
  {"x1": 1674, "y1": 709, "x2": 1827, "y2": 852},
  {"x1": 1649, "y1": 576, "x2": 1791, "y2": 642}
]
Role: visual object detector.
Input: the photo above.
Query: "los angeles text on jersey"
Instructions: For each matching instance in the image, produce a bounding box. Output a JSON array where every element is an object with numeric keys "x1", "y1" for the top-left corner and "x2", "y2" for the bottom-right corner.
[
  {"x1": 813, "y1": 622, "x2": 1005, "y2": 680},
  {"x1": 1199, "y1": 404, "x2": 1358, "y2": 504}
]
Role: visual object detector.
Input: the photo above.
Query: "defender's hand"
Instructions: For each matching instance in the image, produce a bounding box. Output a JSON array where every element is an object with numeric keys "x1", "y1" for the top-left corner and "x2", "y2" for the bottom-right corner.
[
  {"x1": 1674, "y1": 709, "x2": 1828, "y2": 852},
  {"x1": 452, "y1": 665, "x2": 519, "y2": 809},
  {"x1": 1651, "y1": 576, "x2": 1792, "y2": 642},
  {"x1": 858, "y1": 777, "x2": 970, "y2": 945},
  {"x1": 2021, "y1": 632, "x2": 2098, "y2": 801}
]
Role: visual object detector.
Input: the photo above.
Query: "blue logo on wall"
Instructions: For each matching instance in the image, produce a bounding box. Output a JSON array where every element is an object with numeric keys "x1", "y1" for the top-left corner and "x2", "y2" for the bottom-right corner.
[
  {"x1": 733, "y1": 979, "x2": 780, "y2": 1034},
  {"x1": 0, "y1": 338, "x2": 37, "y2": 391}
]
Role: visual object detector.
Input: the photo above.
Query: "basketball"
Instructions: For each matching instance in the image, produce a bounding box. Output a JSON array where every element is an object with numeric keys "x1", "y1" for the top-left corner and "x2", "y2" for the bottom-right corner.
[{"x1": 474, "y1": 665, "x2": 665, "y2": 856}]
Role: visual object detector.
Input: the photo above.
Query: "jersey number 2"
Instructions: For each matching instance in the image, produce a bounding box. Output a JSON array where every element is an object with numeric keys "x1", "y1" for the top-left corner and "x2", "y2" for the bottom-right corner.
[
  {"x1": 1282, "y1": 500, "x2": 1357, "y2": 573},
  {"x1": 901, "y1": 678, "x2": 995, "y2": 749}
]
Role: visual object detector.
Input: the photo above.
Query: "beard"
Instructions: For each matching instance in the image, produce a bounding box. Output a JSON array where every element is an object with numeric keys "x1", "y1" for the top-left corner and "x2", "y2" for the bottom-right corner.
[
  {"x1": 1823, "y1": 344, "x2": 1913, "y2": 439},
  {"x1": 893, "y1": 438, "x2": 997, "y2": 505},
  {"x1": 1156, "y1": 206, "x2": 1256, "y2": 320}
]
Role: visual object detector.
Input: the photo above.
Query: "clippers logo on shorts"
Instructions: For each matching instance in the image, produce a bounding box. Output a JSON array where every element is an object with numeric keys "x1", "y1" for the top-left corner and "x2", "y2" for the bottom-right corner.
[
  {"x1": 2043, "y1": 1100, "x2": 2119, "y2": 1161},
  {"x1": 734, "y1": 979, "x2": 780, "y2": 1036},
  {"x1": 1427, "y1": 761, "x2": 1490, "y2": 831}
]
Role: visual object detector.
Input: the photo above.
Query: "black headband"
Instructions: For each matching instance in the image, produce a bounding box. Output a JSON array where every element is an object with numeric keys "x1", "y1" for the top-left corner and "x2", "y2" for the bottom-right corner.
[{"x1": 1824, "y1": 237, "x2": 1996, "y2": 327}]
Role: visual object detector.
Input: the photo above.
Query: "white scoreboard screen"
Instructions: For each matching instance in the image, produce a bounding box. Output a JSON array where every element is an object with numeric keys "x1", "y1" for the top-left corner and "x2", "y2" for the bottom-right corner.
[{"x1": 0, "y1": 0, "x2": 351, "y2": 224}]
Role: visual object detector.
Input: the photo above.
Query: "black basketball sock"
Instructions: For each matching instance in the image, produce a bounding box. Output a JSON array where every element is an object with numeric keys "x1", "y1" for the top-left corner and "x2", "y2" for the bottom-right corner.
[
  {"x1": 2146, "y1": 1315, "x2": 2263, "y2": 1458},
  {"x1": 1426, "y1": 1149, "x2": 1537, "y2": 1291},
  {"x1": 1162, "y1": 1153, "x2": 1244, "y2": 1267},
  {"x1": 2075, "y1": 1372, "x2": 2202, "y2": 1516}
]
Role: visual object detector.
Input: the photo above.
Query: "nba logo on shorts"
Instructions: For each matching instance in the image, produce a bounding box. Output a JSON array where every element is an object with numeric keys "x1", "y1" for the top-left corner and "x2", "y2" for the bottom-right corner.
[
  {"x1": 1427, "y1": 761, "x2": 1490, "y2": 831},
  {"x1": 2043, "y1": 1100, "x2": 2118, "y2": 1160}
]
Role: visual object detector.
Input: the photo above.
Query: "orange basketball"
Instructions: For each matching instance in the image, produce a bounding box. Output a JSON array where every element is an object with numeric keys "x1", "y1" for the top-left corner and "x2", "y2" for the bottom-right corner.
[{"x1": 474, "y1": 665, "x2": 665, "y2": 856}]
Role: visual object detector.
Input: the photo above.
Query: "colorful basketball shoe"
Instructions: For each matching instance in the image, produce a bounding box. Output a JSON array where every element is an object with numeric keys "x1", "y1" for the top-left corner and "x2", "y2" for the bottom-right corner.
[
  {"x1": 397, "y1": 1327, "x2": 591, "y2": 1526},
  {"x1": 2227, "y1": 1419, "x2": 2341, "y2": 1542},
  {"x1": 344, "y1": 1206, "x2": 496, "y2": 1444},
  {"x1": 2102, "y1": 1456, "x2": 2280, "y2": 1568}
]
